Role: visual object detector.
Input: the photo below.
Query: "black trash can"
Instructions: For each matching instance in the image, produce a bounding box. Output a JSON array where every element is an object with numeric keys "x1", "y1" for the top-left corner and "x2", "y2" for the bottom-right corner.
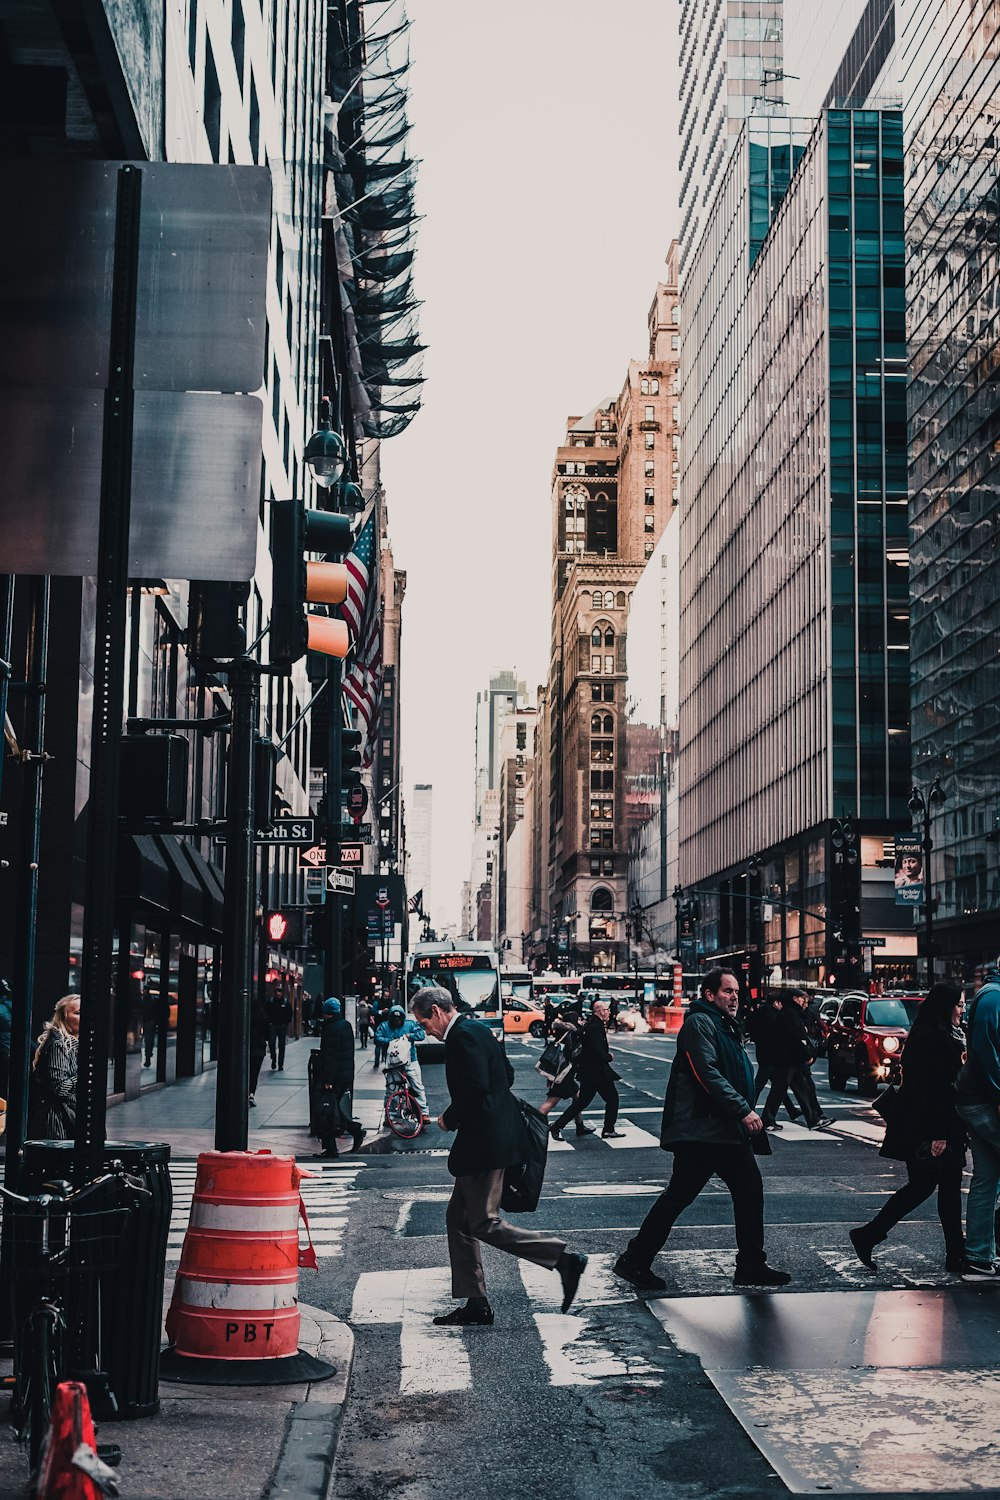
[{"x1": 19, "y1": 1139, "x2": 172, "y2": 1419}]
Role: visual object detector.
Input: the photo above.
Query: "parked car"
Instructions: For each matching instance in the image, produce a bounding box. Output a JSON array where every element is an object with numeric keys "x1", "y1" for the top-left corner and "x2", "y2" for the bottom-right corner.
[
  {"x1": 502, "y1": 997, "x2": 547, "y2": 1039},
  {"x1": 826, "y1": 993, "x2": 912, "y2": 1095}
]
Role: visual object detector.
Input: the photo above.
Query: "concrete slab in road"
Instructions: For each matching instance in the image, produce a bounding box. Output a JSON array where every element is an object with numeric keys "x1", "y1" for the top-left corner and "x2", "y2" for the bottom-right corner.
[{"x1": 648, "y1": 1288, "x2": 1000, "y2": 1492}]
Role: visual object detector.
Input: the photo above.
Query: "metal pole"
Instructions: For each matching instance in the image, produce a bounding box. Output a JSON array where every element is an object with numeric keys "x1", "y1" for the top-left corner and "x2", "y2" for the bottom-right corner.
[
  {"x1": 215, "y1": 660, "x2": 259, "y2": 1151},
  {"x1": 75, "y1": 164, "x2": 142, "y2": 1186},
  {"x1": 924, "y1": 804, "x2": 935, "y2": 987},
  {"x1": 0, "y1": 575, "x2": 13, "y2": 801},
  {"x1": 324, "y1": 656, "x2": 343, "y2": 999}
]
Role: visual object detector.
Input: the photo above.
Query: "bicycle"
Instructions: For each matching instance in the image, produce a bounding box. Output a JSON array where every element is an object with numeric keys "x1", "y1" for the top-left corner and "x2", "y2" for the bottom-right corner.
[
  {"x1": 383, "y1": 1062, "x2": 424, "y2": 1139},
  {"x1": 1, "y1": 1163, "x2": 149, "y2": 1484}
]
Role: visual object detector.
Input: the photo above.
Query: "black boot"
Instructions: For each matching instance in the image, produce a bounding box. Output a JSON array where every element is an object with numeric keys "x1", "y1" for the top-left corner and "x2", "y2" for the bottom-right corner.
[
  {"x1": 432, "y1": 1299, "x2": 494, "y2": 1327},
  {"x1": 849, "y1": 1225, "x2": 884, "y2": 1271}
]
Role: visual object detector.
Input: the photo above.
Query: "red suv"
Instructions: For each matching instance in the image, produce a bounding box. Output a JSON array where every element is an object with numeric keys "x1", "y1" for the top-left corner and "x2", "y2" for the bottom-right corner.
[{"x1": 827, "y1": 994, "x2": 911, "y2": 1096}]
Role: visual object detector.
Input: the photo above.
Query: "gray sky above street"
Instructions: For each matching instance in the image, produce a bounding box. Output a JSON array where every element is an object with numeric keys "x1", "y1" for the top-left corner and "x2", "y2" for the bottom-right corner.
[{"x1": 380, "y1": 2, "x2": 680, "y2": 929}]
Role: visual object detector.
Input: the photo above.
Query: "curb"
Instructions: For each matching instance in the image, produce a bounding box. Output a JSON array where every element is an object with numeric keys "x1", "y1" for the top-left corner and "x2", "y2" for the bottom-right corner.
[
  {"x1": 266, "y1": 1304, "x2": 354, "y2": 1500},
  {"x1": 356, "y1": 1126, "x2": 395, "y2": 1155}
]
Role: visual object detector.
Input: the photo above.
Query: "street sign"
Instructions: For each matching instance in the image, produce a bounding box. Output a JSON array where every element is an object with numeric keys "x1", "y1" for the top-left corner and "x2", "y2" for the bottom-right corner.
[
  {"x1": 376, "y1": 887, "x2": 390, "y2": 908},
  {"x1": 327, "y1": 868, "x2": 356, "y2": 893},
  {"x1": 297, "y1": 843, "x2": 328, "y2": 869},
  {"x1": 339, "y1": 843, "x2": 363, "y2": 866},
  {"x1": 861, "y1": 936, "x2": 887, "y2": 948},
  {"x1": 217, "y1": 815, "x2": 317, "y2": 847},
  {"x1": 340, "y1": 822, "x2": 372, "y2": 844},
  {"x1": 260, "y1": 816, "x2": 316, "y2": 844},
  {"x1": 348, "y1": 784, "x2": 369, "y2": 820}
]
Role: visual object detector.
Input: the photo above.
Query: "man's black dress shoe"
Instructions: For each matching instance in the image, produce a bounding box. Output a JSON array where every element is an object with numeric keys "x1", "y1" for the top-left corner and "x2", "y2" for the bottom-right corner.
[
  {"x1": 556, "y1": 1251, "x2": 588, "y2": 1312},
  {"x1": 432, "y1": 1300, "x2": 494, "y2": 1327}
]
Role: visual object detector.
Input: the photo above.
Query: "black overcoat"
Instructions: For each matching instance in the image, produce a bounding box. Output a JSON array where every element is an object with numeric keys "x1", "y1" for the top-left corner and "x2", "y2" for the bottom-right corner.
[{"x1": 442, "y1": 1015, "x2": 528, "y2": 1177}]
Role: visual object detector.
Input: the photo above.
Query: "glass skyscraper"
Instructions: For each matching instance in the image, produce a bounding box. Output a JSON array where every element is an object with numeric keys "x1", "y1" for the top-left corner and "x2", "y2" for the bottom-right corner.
[
  {"x1": 903, "y1": 0, "x2": 1000, "y2": 972},
  {"x1": 679, "y1": 109, "x2": 913, "y2": 983},
  {"x1": 679, "y1": 0, "x2": 784, "y2": 274}
]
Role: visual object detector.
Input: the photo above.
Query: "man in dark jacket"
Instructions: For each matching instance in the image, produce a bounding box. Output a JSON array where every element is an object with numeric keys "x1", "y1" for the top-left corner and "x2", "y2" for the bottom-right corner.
[
  {"x1": 760, "y1": 992, "x2": 831, "y2": 1131},
  {"x1": 266, "y1": 983, "x2": 294, "y2": 1071},
  {"x1": 551, "y1": 1000, "x2": 622, "y2": 1138},
  {"x1": 748, "y1": 995, "x2": 799, "y2": 1124},
  {"x1": 614, "y1": 967, "x2": 791, "y2": 1293},
  {"x1": 316, "y1": 998, "x2": 365, "y2": 1157},
  {"x1": 955, "y1": 959, "x2": 1000, "y2": 1279},
  {"x1": 413, "y1": 986, "x2": 587, "y2": 1326}
]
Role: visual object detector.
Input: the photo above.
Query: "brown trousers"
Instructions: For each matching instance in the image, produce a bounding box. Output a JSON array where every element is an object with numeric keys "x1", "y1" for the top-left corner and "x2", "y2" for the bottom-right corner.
[{"x1": 446, "y1": 1168, "x2": 566, "y2": 1298}]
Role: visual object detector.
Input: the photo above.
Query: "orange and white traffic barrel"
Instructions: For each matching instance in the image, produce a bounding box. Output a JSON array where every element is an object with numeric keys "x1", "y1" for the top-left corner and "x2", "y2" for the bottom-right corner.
[{"x1": 165, "y1": 1150, "x2": 315, "y2": 1362}]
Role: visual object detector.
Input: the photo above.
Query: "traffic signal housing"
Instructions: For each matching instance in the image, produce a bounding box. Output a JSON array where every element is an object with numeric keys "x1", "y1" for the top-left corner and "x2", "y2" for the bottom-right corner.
[
  {"x1": 270, "y1": 499, "x2": 355, "y2": 667},
  {"x1": 341, "y1": 728, "x2": 363, "y2": 789}
]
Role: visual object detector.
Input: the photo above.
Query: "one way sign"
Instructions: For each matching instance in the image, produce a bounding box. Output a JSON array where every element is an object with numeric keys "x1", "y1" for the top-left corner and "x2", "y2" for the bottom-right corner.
[{"x1": 297, "y1": 844, "x2": 328, "y2": 869}]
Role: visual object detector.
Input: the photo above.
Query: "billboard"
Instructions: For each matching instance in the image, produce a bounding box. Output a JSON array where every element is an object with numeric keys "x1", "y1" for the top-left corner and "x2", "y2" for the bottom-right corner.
[{"x1": 894, "y1": 835, "x2": 924, "y2": 906}]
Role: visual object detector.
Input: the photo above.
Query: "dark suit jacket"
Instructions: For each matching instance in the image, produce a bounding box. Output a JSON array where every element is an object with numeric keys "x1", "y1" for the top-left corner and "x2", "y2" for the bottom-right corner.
[
  {"x1": 442, "y1": 1015, "x2": 528, "y2": 1177},
  {"x1": 577, "y1": 1014, "x2": 618, "y2": 1087}
]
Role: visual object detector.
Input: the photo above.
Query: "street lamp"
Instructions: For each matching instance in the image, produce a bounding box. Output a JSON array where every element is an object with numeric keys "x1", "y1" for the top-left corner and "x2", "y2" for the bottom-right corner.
[
  {"x1": 908, "y1": 776, "x2": 946, "y2": 985},
  {"x1": 304, "y1": 396, "x2": 347, "y2": 489},
  {"x1": 627, "y1": 900, "x2": 646, "y2": 1014}
]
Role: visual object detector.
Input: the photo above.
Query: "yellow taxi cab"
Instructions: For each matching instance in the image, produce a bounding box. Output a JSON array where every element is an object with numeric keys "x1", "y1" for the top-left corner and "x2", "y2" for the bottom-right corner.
[{"x1": 502, "y1": 997, "x2": 547, "y2": 1039}]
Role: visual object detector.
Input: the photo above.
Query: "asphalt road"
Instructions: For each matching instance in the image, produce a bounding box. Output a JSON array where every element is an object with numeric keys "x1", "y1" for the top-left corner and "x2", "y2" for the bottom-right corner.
[{"x1": 311, "y1": 1033, "x2": 996, "y2": 1500}]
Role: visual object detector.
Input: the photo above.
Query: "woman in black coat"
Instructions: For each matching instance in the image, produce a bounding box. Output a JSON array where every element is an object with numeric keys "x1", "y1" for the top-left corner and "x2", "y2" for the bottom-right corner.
[{"x1": 849, "y1": 982, "x2": 967, "y2": 1273}]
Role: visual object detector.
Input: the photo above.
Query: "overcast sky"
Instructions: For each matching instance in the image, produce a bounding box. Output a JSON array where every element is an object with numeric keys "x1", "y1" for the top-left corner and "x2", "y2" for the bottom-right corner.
[{"x1": 380, "y1": 1, "x2": 680, "y2": 931}]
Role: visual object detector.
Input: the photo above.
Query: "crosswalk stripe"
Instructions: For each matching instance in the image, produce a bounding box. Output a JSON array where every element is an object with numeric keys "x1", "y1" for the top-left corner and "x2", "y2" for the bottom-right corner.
[
  {"x1": 766, "y1": 1122, "x2": 840, "y2": 1143},
  {"x1": 166, "y1": 1164, "x2": 359, "y2": 1264},
  {"x1": 602, "y1": 1121, "x2": 661, "y2": 1149},
  {"x1": 351, "y1": 1267, "x2": 472, "y2": 1394}
]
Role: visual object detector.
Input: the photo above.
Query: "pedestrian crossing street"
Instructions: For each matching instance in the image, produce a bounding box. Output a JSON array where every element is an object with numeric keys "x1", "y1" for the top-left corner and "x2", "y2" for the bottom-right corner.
[
  {"x1": 348, "y1": 1247, "x2": 962, "y2": 1397},
  {"x1": 166, "y1": 1161, "x2": 361, "y2": 1266}
]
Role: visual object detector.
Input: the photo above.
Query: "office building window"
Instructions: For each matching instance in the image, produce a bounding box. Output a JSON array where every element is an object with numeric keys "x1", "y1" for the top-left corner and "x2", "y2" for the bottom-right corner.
[
  {"x1": 644, "y1": 405, "x2": 655, "y2": 422},
  {"x1": 645, "y1": 460, "x2": 655, "y2": 478},
  {"x1": 640, "y1": 377, "x2": 649, "y2": 395},
  {"x1": 645, "y1": 487, "x2": 655, "y2": 505},
  {"x1": 644, "y1": 432, "x2": 655, "y2": 449}
]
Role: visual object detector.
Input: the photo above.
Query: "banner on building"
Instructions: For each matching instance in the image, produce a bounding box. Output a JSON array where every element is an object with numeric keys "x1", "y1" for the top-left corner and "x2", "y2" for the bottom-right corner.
[{"x1": 894, "y1": 835, "x2": 924, "y2": 906}]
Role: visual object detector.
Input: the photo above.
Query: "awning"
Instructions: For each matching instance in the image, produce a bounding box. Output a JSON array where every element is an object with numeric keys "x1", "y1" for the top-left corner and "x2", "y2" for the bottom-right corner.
[
  {"x1": 116, "y1": 833, "x2": 171, "y2": 913},
  {"x1": 179, "y1": 843, "x2": 225, "y2": 940},
  {"x1": 155, "y1": 834, "x2": 203, "y2": 927}
]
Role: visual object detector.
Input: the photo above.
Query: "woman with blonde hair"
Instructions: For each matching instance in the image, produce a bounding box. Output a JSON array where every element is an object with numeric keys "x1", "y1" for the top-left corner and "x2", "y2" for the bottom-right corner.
[{"x1": 28, "y1": 994, "x2": 80, "y2": 1140}]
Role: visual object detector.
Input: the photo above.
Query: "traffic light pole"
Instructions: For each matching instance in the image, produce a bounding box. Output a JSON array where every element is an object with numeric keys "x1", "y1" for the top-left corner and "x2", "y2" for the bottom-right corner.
[
  {"x1": 215, "y1": 659, "x2": 259, "y2": 1152},
  {"x1": 324, "y1": 655, "x2": 343, "y2": 1000}
]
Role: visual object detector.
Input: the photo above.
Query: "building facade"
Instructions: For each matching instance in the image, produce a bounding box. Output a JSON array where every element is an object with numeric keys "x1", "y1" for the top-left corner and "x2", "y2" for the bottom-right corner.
[
  {"x1": 679, "y1": 0, "x2": 785, "y2": 274},
  {"x1": 678, "y1": 107, "x2": 915, "y2": 989},
  {"x1": 902, "y1": 0, "x2": 1000, "y2": 976},
  {"x1": 538, "y1": 256, "x2": 681, "y2": 970}
]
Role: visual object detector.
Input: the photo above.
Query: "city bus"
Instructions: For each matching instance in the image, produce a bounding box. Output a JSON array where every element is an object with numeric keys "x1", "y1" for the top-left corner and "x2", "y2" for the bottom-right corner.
[
  {"x1": 405, "y1": 940, "x2": 503, "y2": 1059},
  {"x1": 578, "y1": 972, "x2": 636, "y2": 1005},
  {"x1": 499, "y1": 965, "x2": 533, "y2": 1003},
  {"x1": 532, "y1": 974, "x2": 581, "y2": 1000}
]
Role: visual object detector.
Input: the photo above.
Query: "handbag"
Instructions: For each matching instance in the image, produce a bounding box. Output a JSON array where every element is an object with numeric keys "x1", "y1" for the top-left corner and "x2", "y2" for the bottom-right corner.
[
  {"x1": 501, "y1": 1097, "x2": 549, "y2": 1214},
  {"x1": 535, "y1": 1040, "x2": 572, "y2": 1085},
  {"x1": 873, "y1": 1085, "x2": 900, "y2": 1123}
]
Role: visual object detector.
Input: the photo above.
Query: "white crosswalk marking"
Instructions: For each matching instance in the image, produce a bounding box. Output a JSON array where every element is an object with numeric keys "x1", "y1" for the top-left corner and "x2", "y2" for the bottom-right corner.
[
  {"x1": 167, "y1": 1162, "x2": 359, "y2": 1265},
  {"x1": 766, "y1": 1122, "x2": 840, "y2": 1142},
  {"x1": 350, "y1": 1268, "x2": 472, "y2": 1394},
  {"x1": 601, "y1": 1121, "x2": 661, "y2": 1149},
  {"x1": 816, "y1": 1245, "x2": 948, "y2": 1287}
]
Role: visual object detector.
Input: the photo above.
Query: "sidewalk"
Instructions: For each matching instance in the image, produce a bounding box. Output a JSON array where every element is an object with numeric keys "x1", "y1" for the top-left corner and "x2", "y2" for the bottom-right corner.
[
  {"x1": 108, "y1": 1028, "x2": 387, "y2": 1158},
  {"x1": 0, "y1": 1034, "x2": 376, "y2": 1500}
]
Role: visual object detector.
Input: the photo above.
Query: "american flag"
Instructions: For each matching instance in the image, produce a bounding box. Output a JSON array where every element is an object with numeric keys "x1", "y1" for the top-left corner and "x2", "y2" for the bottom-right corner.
[{"x1": 340, "y1": 504, "x2": 382, "y2": 764}]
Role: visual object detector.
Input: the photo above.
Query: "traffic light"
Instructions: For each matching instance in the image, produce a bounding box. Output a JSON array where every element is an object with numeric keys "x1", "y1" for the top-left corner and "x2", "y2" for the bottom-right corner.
[
  {"x1": 341, "y1": 728, "x2": 363, "y2": 789},
  {"x1": 188, "y1": 581, "x2": 250, "y2": 663},
  {"x1": 270, "y1": 499, "x2": 355, "y2": 667},
  {"x1": 254, "y1": 735, "x2": 279, "y2": 833},
  {"x1": 830, "y1": 816, "x2": 862, "y2": 989},
  {"x1": 264, "y1": 909, "x2": 304, "y2": 945}
]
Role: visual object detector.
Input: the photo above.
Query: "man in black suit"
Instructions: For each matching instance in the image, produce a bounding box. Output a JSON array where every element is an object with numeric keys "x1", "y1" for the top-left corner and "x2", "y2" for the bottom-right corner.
[
  {"x1": 412, "y1": 987, "x2": 587, "y2": 1326},
  {"x1": 551, "y1": 999, "x2": 624, "y2": 1139}
]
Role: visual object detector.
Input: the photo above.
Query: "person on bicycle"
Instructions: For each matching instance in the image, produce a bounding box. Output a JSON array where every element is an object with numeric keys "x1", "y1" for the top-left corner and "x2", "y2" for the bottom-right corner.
[
  {"x1": 317, "y1": 999, "x2": 365, "y2": 1157},
  {"x1": 375, "y1": 1005, "x2": 429, "y2": 1122}
]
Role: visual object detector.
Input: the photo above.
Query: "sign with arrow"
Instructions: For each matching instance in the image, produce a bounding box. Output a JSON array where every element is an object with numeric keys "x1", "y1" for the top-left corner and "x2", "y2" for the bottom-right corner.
[
  {"x1": 297, "y1": 844, "x2": 328, "y2": 869},
  {"x1": 327, "y1": 868, "x2": 356, "y2": 894}
]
